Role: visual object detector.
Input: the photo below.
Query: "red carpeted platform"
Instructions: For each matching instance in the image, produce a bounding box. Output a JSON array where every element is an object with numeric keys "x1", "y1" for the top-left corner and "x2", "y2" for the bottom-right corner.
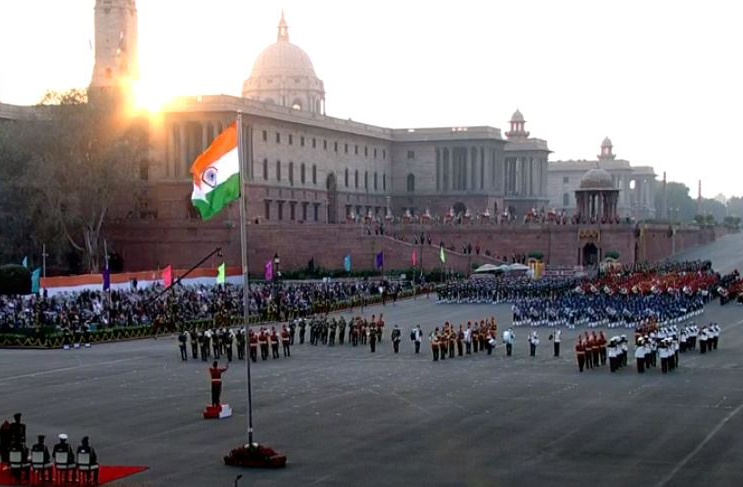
[{"x1": 0, "y1": 465, "x2": 148, "y2": 486}]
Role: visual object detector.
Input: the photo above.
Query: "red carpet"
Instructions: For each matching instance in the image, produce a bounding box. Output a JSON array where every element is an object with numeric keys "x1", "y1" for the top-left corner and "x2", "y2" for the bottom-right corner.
[{"x1": 0, "y1": 465, "x2": 148, "y2": 485}]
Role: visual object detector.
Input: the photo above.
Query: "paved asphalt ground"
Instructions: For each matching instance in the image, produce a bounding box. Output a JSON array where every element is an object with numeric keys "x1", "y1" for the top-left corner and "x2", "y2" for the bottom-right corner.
[
  {"x1": 2, "y1": 233, "x2": 743, "y2": 487},
  {"x1": 2, "y1": 295, "x2": 743, "y2": 487}
]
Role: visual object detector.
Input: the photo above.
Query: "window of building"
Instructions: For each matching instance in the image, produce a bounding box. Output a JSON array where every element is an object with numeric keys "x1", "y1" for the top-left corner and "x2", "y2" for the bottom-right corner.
[
  {"x1": 323, "y1": 140, "x2": 328, "y2": 150},
  {"x1": 334, "y1": 141, "x2": 338, "y2": 152},
  {"x1": 262, "y1": 130, "x2": 267, "y2": 141},
  {"x1": 263, "y1": 159, "x2": 268, "y2": 180},
  {"x1": 345, "y1": 168, "x2": 349, "y2": 187},
  {"x1": 288, "y1": 162, "x2": 294, "y2": 186},
  {"x1": 312, "y1": 138, "x2": 317, "y2": 149},
  {"x1": 312, "y1": 164, "x2": 317, "y2": 185},
  {"x1": 563, "y1": 176, "x2": 569, "y2": 184},
  {"x1": 364, "y1": 146, "x2": 368, "y2": 157},
  {"x1": 344, "y1": 143, "x2": 349, "y2": 154},
  {"x1": 383, "y1": 150, "x2": 386, "y2": 159},
  {"x1": 300, "y1": 136, "x2": 305, "y2": 147},
  {"x1": 374, "y1": 172, "x2": 378, "y2": 191},
  {"x1": 374, "y1": 148, "x2": 377, "y2": 158},
  {"x1": 364, "y1": 171, "x2": 368, "y2": 190},
  {"x1": 276, "y1": 160, "x2": 281, "y2": 181},
  {"x1": 288, "y1": 134, "x2": 293, "y2": 145},
  {"x1": 355, "y1": 170, "x2": 359, "y2": 188},
  {"x1": 264, "y1": 200, "x2": 271, "y2": 220},
  {"x1": 354, "y1": 145, "x2": 359, "y2": 155},
  {"x1": 277, "y1": 201, "x2": 284, "y2": 221},
  {"x1": 383, "y1": 174, "x2": 386, "y2": 191},
  {"x1": 407, "y1": 150, "x2": 415, "y2": 159},
  {"x1": 563, "y1": 193, "x2": 569, "y2": 206},
  {"x1": 300, "y1": 163, "x2": 306, "y2": 184},
  {"x1": 290, "y1": 202, "x2": 296, "y2": 220},
  {"x1": 302, "y1": 202, "x2": 308, "y2": 221},
  {"x1": 407, "y1": 174, "x2": 415, "y2": 192},
  {"x1": 276, "y1": 133, "x2": 280, "y2": 144},
  {"x1": 313, "y1": 204, "x2": 319, "y2": 222},
  {"x1": 139, "y1": 160, "x2": 149, "y2": 181}
]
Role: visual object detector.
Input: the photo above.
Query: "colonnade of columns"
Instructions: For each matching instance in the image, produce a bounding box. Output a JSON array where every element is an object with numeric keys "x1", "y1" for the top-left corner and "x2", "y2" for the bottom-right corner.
[
  {"x1": 575, "y1": 190, "x2": 620, "y2": 223},
  {"x1": 167, "y1": 119, "x2": 233, "y2": 179},
  {"x1": 434, "y1": 147, "x2": 547, "y2": 197}
]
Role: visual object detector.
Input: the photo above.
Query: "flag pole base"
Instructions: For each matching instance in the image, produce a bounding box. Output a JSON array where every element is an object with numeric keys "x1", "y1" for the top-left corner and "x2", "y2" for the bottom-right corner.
[
  {"x1": 203, "y1": 404, "x2": 232, "y2": 419},
  {"x1": 224, "y1": 443, "x2": 287, "y2": 469}
]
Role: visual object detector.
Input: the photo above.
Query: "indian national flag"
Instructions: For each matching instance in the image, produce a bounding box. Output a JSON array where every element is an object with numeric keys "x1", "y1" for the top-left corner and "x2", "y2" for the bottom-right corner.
[{"x1": 190, "y1": 121, "x2": 240, "y2": 220}]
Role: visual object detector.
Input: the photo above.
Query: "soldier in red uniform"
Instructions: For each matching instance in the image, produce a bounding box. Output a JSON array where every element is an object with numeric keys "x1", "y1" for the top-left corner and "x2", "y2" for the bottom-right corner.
[
  {"x1": 259, "y1": 329, "x2": 269, "y2": 360},
  {"x1": 209, "y1": 361, "x2": 228, "y2": 407},
  {"x1": 270, "y1": 327, "x2": 280, "y2": 359},
  {"x1": 598, "y1": 331, "x2": 607, "y2": 366},
  {"x1": 457, "y1": 325, "x2": 464, "y2": 357},
  {"x1": 249, "y1": 330, "x2": 259, "y2": 362},
  {"x1": 281, "y1": 326, "x2": 291, "y2": 357},
  {"x1": 575, "y1": 339, "x2": 586, "y2": 372}
]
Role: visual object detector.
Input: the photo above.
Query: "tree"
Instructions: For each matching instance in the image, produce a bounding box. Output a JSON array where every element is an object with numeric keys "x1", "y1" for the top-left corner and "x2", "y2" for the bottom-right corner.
[
  {"x1": 659, "y1": 182, "x2": 697, "y2": 222},
  {"x1": 700, "y1": 198, "x2": 727, "y2": 223},
  {"x1": 727, "y1": 196, "x2": 743, "y2": 218},
  {"x1": 4, "y1": 90, "x2": 148, "y2": 272}
]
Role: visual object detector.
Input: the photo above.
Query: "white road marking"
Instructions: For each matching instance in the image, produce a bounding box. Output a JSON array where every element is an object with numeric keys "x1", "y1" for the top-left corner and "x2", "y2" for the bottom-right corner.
[
  {"x1": 0, "y1": 356, "x2": 145, "y2": 384},
  {"x1": 655, "y1": 400, "x2": 743, "y2": 487}
]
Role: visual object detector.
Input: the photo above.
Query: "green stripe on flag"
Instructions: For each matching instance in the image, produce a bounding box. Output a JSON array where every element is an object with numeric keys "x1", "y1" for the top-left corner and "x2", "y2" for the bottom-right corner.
[{"x1": 192, "y1": 173, "x2": 240, "y2": 220}]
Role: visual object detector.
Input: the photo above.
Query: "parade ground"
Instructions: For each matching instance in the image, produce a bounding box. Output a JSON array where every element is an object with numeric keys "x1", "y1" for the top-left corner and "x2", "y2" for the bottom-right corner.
[{"x1": 2, "y1": 295, "x2": 743, "y2": 487}]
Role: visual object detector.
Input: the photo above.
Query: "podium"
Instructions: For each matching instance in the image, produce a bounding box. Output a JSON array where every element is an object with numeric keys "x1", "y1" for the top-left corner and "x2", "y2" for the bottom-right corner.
[{"x1": 203, "y1": 404, "x2": 232, "y2": 419}]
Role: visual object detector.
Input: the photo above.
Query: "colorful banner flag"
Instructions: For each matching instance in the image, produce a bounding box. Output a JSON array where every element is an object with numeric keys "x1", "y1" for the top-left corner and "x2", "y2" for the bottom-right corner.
[
  {"x1": 31, "y1": 268, "x2": 41, "y2": 294},
  {"x1": 375, "y1": 251, "x2": 384, "y2": 270},
  {"x1": 343, "y1": 255, "x2": 351, "y2": 272},
  {"x1": 162, "y1": 265, "x2": 173, "y2": 288},
  {"x1": 439, "y1": 245, "x2": 446, "y2": 264},
  {"x1": 412, "y1": 248, "x2": 417, "y2": 267},
  {"x1": 264, "y1": 260, "x2": 274, "y2": 281},
  {"x1": 216, "y1": 262, "x2": 226, "y2": 284},
  {"x1": 22, "y1": 256, "x2": 28, "y2": 268},
  {"x1": 102, "y1": 268, "x2": 111, "y2": 291},
  {"x1": 190, "y1": 121, "x2": 240, "y2": 220}
]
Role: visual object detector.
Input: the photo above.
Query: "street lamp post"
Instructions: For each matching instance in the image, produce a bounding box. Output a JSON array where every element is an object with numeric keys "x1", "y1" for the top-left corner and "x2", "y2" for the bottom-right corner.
[{"x1": 273, "y1": 253, "x2": 280, "y2": 321}]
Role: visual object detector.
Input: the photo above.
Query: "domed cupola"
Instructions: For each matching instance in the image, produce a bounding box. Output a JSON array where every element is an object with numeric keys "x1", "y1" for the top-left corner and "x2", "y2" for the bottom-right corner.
[{"x1": 242, "y1": 12, "x2": 326, "y2": 114}]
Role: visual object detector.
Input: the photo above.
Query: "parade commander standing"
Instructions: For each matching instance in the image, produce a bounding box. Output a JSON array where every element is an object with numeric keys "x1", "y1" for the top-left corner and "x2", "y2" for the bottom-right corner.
[{"x1": 209, "y1": 361, "x2": 229, "y2": 407}]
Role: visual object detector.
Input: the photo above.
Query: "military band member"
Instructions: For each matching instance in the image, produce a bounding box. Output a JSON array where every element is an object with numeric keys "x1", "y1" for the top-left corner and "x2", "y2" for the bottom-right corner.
[
  {"x1": 31, "y1": 435, "x2": 51, "y2": 482},
  {"x1": 391, "y1": 325, "x2": 401, "y2": 353},
  {"x1": 338, "y1": 317, "x2": 346, "y2": 345},
  {"x1": 299, "y1": 320, "x2": 307, "y2": 344},
  {"x1": 635, "y1": 339, "x2": 646, "y2": 373},
  {"x1": 281, "y1": 326, "x2": 291, "y2": 357},
  {"x1": 464, "y1": 325, "x2": 472, "y2": 354},
  {"x1": 248, "y1": 330, "x2": 258, "y2": 362},
  {"x1": 224, "y1": 330, "x2": 233, "y2": 362},
  {"x1": 457, "y1": 326, "x2": 464, "y2": 356},
  {"x1": 528, "y1": 331, "x2": 539, "y2": 357},
  {"x1": 178, "y1": 331, "x2": 188, "y2": 361},
  {"x1": 289, "y1": 321, "x2": 296, "y2": 345},
  {"x1": 412, "y1": 325, "x2": 422, "y2": 354},
  {"x1": 236, "y1": 329, "x2": 246, "y2": 360},
  {"x1": 551, "y1": 329, "x2": 561, "y2": 357},
  {"x1": 369, "y1": 325, "x2": 377, "y2": 353},
  {"x1": 575, "y1": 339, "x2": 586, "y2": 372},
  {"x1": 189, "y1": 329, "x2": 199, "y2": 359},
  {"x1": 52, "y1": 434, "x2": 75, "y2": 482},
  {"x1": 270, "y1": 327, "x2": 280, "y2": 359},
  {"x1": 259, "y1": 329, "x2": 269, "y2": 360},
  {"x1": 200, "y1": 331, "x2": 210, "y2": 362},
  {"x1": 212, "y1": 329, "x2": 221, "y2": 359},
  {"x1": 431, "y1": 329, "x2": 440, "y2": 361}
]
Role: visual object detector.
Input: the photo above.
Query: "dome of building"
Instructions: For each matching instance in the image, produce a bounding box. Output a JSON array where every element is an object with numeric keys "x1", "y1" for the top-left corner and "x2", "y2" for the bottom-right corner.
[
  {"x1": 242, "y1": 12, "x2": 326, "y2": 114},
  {"x1": 580, "y1": 168, "x2": 614, "y2": 190},
  {"x1": 601, "y1": 136, "x2": 613, "y2": 147},
  {"x1": 511, "y1": 109, "x2": 525, "y2": 122}
]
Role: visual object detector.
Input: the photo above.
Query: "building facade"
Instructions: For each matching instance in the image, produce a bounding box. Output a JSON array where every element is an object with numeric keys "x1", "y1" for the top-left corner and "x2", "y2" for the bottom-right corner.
[{"x1": 548, "y1": 137, "x2": 656, "y2": 220}]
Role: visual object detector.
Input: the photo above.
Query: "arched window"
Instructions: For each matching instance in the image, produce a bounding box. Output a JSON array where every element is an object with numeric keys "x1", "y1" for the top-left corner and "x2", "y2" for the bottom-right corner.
[
  {"x1": 300, "y1": 163, "x2": 306, "y2": 184},
  {"x1": 345, "y1": 168, "x2": 349, "y2": 187},
  {"x1": 355, "y1": 170, "x2": 359, "y2": 188},
  {"x1": 288, "y1": 162, "x2": 294, "y2": 186},
  {"x1": 364, "y1": 171, "x2": 368, "y2": 190},
  {"x1": 312, "y1": 164, "x2": 317, "y2": 185},
  {"x1": 276, "y1": 160, "x2": 281, "y2": 181},
  {"x1": 563, "y1": 193, "x2": 569, "y2": 206},
  {"x1": 263, "y1": 159, "x2": 268, "y2": 180},
  {"x1": 374, "y1": 172, "x2": 378, "y2": 191},
  {"x1": 291, "y1": 99, "x2": 302, "y2": 110},
  {"x1": 407, "y1": 173, "x2": 415, "y2": 193}
]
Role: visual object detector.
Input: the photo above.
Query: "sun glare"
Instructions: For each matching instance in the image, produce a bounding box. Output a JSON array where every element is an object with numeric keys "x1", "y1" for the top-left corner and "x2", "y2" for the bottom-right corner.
[{"x1": 132, "y1": 79, "x2": 170, "y2": 115}]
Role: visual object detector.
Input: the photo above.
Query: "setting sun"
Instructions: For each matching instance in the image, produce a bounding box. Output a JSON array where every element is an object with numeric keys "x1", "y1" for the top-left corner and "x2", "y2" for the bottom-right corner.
[{"x1": 131, "y1": 78, "x2": 171, "y2": 114}]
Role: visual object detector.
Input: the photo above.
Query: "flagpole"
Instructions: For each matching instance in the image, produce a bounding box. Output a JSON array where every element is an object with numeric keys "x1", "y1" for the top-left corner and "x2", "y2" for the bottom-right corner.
[{"x1": 236, "y1": 110, "x2": 255, "y2": 446}]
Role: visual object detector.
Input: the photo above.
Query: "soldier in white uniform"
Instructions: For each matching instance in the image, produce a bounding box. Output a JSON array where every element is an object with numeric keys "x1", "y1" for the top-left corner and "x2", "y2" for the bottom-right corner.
[
  {"x1": 635, "y1": 339, "x2": 646, "y2": 373},
  {"x1": 551, "y1": 329, "x2": 562, "y2": 357}
]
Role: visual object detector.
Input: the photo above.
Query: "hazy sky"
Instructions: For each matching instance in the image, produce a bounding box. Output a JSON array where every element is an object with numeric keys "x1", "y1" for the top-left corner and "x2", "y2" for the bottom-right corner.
[{"x1": 1, "y1": 0, "x2": 741, "y2": 197}]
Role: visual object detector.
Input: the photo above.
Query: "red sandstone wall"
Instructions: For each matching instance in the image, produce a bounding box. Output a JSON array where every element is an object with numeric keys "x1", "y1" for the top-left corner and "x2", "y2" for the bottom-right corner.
[{"x1": 107, "y1": 221, "x2": 730, "y2": 274}]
